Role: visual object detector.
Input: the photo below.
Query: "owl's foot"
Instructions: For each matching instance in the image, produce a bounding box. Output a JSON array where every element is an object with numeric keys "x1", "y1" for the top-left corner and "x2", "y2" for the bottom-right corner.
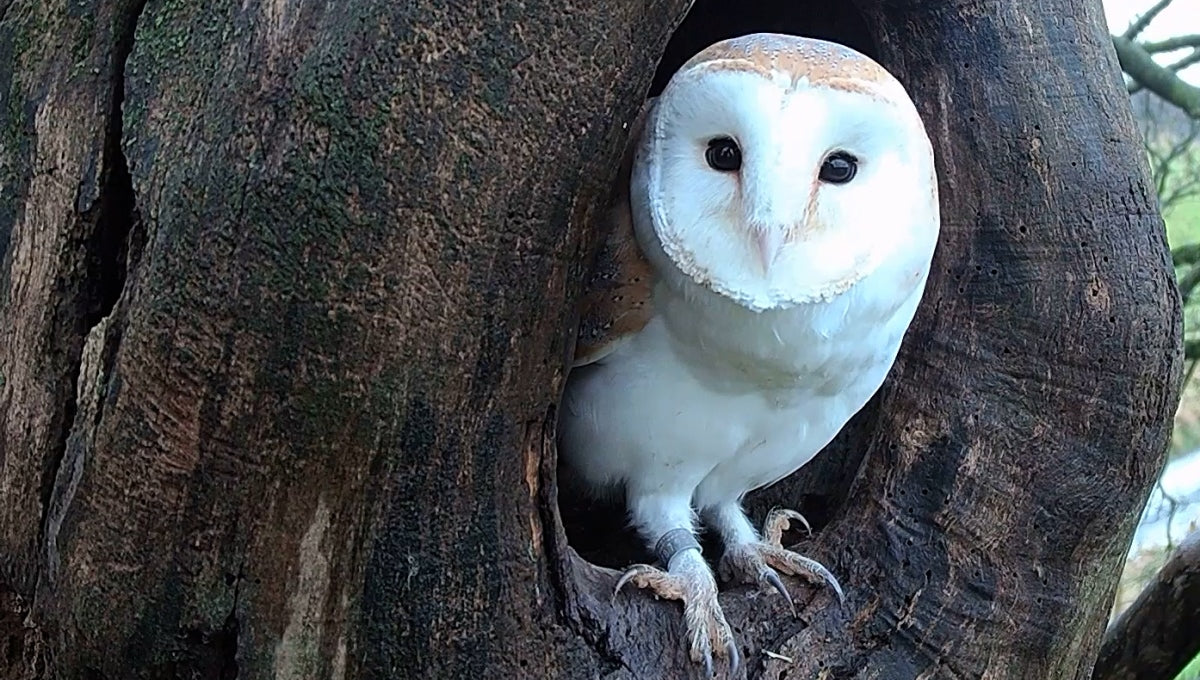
[
  {"x1": 614, "y1": 556, "x2": 740, "y2": 677},
  {"x1": 718, "y1": 508, "x2": 845, "y2": 614}
]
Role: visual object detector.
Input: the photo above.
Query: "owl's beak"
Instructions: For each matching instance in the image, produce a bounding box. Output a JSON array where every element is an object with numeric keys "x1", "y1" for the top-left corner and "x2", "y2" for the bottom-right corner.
[{"x1": 753, "y1": 227, "x2": 783, "y2": 274}]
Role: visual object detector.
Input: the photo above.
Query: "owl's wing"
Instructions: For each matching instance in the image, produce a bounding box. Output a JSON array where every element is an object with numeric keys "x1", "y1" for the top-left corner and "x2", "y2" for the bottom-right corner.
[{"x1": 572, "y1": 101, "x2": 656, "y2": 368}]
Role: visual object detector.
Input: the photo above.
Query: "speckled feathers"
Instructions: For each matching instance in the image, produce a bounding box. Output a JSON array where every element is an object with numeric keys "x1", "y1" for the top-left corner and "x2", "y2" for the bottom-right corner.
[{"x1": 680, "y1": 32, "x2": 903, "y2": 97}]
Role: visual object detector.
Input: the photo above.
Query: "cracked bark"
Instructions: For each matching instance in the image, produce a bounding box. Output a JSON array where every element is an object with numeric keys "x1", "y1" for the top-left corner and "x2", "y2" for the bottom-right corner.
[
  {"x1": 0, "y1": 0, "x2": 1182, "y2": 678},
  {"x1": 1, "y1": 0, "x2": 143, "y2": 603},
  {"x1": 1, "y1": 0, "x2": 144, "y2": 674}
]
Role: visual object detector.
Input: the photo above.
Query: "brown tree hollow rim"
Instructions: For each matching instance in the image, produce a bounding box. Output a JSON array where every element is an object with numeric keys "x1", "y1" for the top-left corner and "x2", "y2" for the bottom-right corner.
[
  {"x1": 0, "y1": 1, "x2": 1182, "y2": 680},
  {"x1": 1093, "y1": 533, "x2": 1200, "y2": 680}
]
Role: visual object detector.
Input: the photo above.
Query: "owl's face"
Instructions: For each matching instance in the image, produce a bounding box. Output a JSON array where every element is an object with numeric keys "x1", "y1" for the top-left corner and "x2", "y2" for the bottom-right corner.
[{"x1": 631, "y1": 34, "x2": 939, "y2": 311}]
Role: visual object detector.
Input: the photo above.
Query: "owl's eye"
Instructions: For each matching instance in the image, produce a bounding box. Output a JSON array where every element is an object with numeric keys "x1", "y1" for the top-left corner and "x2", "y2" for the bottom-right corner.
[
  {"x1": 705, "y1": 137, "x2": 741, "y2": 172},
  {"x1": 819, "y1": 152, "x2": 858, "y2": 184}
]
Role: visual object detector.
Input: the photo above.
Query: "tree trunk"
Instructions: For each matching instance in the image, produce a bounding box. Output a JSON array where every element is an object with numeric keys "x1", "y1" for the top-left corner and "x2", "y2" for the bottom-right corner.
[{"x1": 0, "y1": 0, "x2": 1181, "y2": 679}]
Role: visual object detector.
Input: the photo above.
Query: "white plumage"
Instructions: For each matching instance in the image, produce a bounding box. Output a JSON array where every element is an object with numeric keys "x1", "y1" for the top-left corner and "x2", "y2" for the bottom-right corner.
[{"x1": 561, "y1": 32, "x2": 939, "y2": 674}]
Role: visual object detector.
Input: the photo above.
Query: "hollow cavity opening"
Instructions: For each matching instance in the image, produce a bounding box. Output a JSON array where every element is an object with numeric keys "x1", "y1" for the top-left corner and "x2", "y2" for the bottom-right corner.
[{"x1": 649, "y1": 0, "x2": 878, "y2": 96}]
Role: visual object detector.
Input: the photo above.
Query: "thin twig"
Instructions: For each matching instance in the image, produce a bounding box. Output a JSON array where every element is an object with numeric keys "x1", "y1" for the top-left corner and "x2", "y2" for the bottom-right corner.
[
  {"x1": 1124, "y1": 0, "x2": 1176, "y2": 40},
  {"x1": 1183, "y1": 357, "x2": 1199, "y2": 389},
  {"x1": 1169, "y1": 49, "x2": 1200, "y2": 73},
  {"x1": 1142, "y1": 35, "x2": 1200, "y2": 53}
]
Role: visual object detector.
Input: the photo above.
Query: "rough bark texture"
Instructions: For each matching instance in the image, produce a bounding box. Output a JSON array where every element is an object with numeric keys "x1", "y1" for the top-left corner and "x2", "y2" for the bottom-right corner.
[
  {"x1": 0, "y1": 0, "x2": 137, "y2": 597},
  {"x1": 1093, "y1": 533, "x2": 1200, "y2": 680},
  {"x1": 2, "y1": 0, "x2": 689, "y2": 676},
  {"x1": 0, "y1": 0, "x2": 1181, "y2": 679}
]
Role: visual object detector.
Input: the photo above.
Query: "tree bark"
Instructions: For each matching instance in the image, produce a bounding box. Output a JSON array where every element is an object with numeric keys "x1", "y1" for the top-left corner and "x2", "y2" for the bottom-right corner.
[
  {"x1": 1093, "y1": 533, "x2": 1200, "y2": 680},
  {"x1": 0, "y1": 0, "x2": 1181, "y2": 679}
]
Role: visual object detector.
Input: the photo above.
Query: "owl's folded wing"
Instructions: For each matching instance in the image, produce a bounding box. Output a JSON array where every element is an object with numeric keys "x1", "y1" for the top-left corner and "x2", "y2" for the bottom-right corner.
[{"x1": 572, "y1": 102, "x2": 657, "y2": 368}]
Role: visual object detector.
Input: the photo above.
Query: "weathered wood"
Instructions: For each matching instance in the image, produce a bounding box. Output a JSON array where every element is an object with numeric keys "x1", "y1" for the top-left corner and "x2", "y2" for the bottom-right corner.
[
  {"x1": 5, "y1": 0, "x2": 693, "y2": 677},
  {"x1": 0, "y1": 0, "x2": 1180, "y2": 678},
  {"x1": 0, "y1": 0, "x2": 138, "y2": 595},
  {"x1": 1093, "y1": 533, "x2": 1200, "y2": 680}
]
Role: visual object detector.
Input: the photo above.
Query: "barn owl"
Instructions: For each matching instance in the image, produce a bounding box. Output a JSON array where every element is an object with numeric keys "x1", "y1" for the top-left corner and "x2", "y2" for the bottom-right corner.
[{"x1": 560, "y1": 33, "x2": 939, "y2": 674}]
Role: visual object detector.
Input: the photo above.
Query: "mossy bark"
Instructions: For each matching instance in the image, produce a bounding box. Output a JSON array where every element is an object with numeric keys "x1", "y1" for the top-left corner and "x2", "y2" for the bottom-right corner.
[{"x1": 0, "y1": 0, "x2": 1181, "y2": 678}]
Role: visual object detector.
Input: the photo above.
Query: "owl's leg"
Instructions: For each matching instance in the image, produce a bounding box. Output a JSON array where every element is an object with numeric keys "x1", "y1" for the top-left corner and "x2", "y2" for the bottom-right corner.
[
  {"x1": 614, "y1": 494, "x2": 739, "y2": 677},
  {"x1": 707, "y1": 504, "x2": 845, "y2": 613}
]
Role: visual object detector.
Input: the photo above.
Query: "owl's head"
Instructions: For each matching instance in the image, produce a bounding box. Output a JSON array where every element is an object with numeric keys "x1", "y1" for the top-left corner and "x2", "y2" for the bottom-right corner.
[{"x1": 631, "y1": 33, "x2": 939, "y2": 311}]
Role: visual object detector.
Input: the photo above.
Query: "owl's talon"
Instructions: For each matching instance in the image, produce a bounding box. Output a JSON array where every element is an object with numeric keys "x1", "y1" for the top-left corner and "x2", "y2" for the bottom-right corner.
[
  {"x1": 762, "y1": 507, "x2": 845, "y2": 605},
  {"x1": 720, "y1": 529, "x2": 844, "y2": 610},
  {"x1": 614, "y1": 563, "x2": 672, "y2": 606},
  {"x1": 763, "y1": 507, "x2": 812, "y2": 544},
  {"x1": 803, "y1": 558, "x2": 845, "y2": 605},
  {"x1": 726, "y1": 639, "x2": 741, "y2": 677},
  {"x1": 610, "y1": 558, "x2": 737, "y2": 675},
  {"x1": 613, "y1": 566, "x2": 638, "y2": 598},
  {"x1": 763, "y1": 568, "x2": 795, "y2": 615}
]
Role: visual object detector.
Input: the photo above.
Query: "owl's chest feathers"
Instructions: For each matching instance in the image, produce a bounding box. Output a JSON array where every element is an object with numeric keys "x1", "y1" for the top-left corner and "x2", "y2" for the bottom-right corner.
[
  {"x1": 654, "y1": 267, "x2": 920, "y2": 407},
  {"x1": 649, "y1": 267, "x2": 920, "y2": 500},
  {"x1": 560, "y1": 253, "x2": 928, "y2": 502}
]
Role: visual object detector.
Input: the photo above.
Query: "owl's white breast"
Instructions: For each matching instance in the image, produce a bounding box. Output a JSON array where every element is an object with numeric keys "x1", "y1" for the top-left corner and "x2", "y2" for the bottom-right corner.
[{"x1": 559, "y1": 235, "x2": 932, "y2": 510}]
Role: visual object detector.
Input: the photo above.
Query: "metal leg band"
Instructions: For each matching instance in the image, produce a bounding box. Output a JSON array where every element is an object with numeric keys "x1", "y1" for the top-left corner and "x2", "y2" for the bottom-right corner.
[{"x1": 654, "y1": 528, "x2": 701, "y2": 568}]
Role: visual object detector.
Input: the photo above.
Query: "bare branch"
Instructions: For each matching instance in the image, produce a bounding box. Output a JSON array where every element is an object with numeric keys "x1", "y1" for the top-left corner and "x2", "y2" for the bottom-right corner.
[
  {"x1": 1124, "y1": 0, "x2": 1176, "y2": 40},
  {"x1": 1169, "y1": 49, "x2": 1200, "y2": 73},
  {"x1": 1177, "y1": 266, "x2": 1200, "y2": 305},
  {"x1": 1184, "y1": 356, "x2": 1199, "y2": 389},
  {"x1": 1142, "y1": 35, "x2": 1200, "y2": 53},
  {"x1": 1157, "y1": 140, "x2": 1200, "y2": 210},
  {"x1": 1188, "y1": 340, "x2": 1200, "y2": 360},
  {"x1": 1161, "y1": 171, "x2": 1200, "y2": 211},
  {"x1": 1153, "y1": 131, "x2": 1192, "y2": 183},
  {"x1": 1113, "y1": 36, "x2": 1200, "y2": 118},
  {"x1": 1171, "y1": 243, "x2": 1200, "y2": 267},
  {"x1": 1094, "y1": 533, "x2": 1200, "y2": 680}
]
